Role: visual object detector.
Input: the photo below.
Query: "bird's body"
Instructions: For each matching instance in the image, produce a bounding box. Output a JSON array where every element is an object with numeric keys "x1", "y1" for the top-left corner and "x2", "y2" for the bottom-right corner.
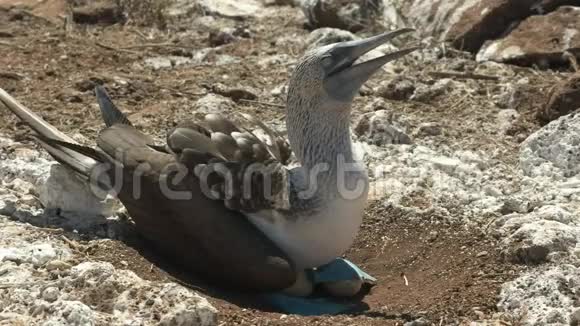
[
  {"x1": 246, "y1": 114, "x2": 370, "y2": 269},
  {"x1": 0, "y1": 28, "x2": 418, "y2": 295},
  {"x1": 248, "y1": 183, "x2": 368, "y2": 268}
]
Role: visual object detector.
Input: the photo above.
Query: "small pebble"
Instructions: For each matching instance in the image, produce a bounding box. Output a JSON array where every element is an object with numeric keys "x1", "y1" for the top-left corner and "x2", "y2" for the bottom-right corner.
[
  {"x1": 42, "y1": 287, "x2": 60, "y2": 302},
  {"x1": 46, "y1": 260, "x2": 72, "y2": 272}
]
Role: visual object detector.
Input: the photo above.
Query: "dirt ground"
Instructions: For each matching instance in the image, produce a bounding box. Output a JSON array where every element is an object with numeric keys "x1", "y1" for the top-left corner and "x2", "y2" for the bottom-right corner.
[
  {"x1": 81, "y1": 202, "x2": 520, "y2": 325},
  {"x1": 0, "y1": 1, "x2": 564, "y2": 325}
]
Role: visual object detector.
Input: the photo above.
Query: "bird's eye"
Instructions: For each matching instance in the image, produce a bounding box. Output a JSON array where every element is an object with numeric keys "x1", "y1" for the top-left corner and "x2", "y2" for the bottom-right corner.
[{"x1": 321, "y1": 56, "x2": 333, "y2": 68}]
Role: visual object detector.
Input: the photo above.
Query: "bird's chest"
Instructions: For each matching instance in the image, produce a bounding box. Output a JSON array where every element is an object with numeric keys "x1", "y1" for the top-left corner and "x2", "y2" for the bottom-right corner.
[{"x1": 247, "y1": 195, "x2": 367, "y2": 269}]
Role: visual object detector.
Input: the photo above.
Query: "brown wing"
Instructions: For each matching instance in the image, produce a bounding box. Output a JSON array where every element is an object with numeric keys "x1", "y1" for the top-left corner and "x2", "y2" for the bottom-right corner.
[
  {"x1": 0, "y1": 86, "x2": 296, "y2": 292},
  {"x1": 163, "y1": 113, "x2": 293, "y2": 213}
]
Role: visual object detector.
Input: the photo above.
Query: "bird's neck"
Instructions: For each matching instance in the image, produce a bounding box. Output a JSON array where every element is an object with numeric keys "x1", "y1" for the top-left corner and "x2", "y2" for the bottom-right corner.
[
  {"x1": 286, "y1": 97, "x2": 368, "y2": 203},
  {"x1": 287, "y1": 105, "x2": 355, "y2": 172}
]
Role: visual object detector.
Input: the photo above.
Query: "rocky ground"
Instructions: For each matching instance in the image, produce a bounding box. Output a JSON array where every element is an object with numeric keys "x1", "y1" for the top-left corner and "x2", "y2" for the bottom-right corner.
[{"x1": 0, "y1": 0, "x2": 579, "y2": 325}]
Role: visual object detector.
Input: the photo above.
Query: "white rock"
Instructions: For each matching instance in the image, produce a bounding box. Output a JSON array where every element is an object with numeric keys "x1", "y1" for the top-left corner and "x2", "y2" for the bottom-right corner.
[
  {"x1": 0, "y1": 243, "x2": 71, "y2": 267},
  {"x1": 258, "y1": 54, "x2": 294, "y2": 69},
  {"x1": 407, "y1": 0, "x2": 480, "y2": 40},
  {"x1": 42, "y1": 287, "x2": 60, "y2": 303},
  {"x1": 0, "y1": 313, "x2": 31, "y2": 324},
  {"x1": 144, "y1": 56, "x2": 194, "y2": 70},
  {"x1": 198, "y1": 0, "x2": 262, "y2": 19},
  {"x1": 430, "y1": 156, "x2": 461, "y2": 175},
  {"x1": 410, "y1": 78, "x2": 453, "y2": 102},
  {"x1": 382, "y1": 0, "x2": 407, "y2": 29},
  {"x1": 355, "y1": 110, "x2": 411, "y2": 146},
  {"x1": 474, "y1": 61, "x2": 516, "y2": 78},
  {"x1": 498, "y1": 264, "x2": 580, "y2": 325},
  {"x1": 166, "y1": 0, "x2": 199, "y2": 17},
  {"x1": 496, "y1": 109, "x2": 519, "y2": 134},
  {"x1": 4, "y1": 178, "x2": 34, "y2": 194},
  {"x1": 46, "y1": 260, "x2": 72, "y2": 272},
  {"x1": 194, "y1": 94, "x2": 235, "y2": 115},
  {"x1": 115, "y1": 283, "x2": 217, "y2": 326},
  {"x1": 0, "y1": 256, "x2": 218, "y2": 325},
  {"x1": 494, "y1": 206, "x2": 580, "y2": 263},
  {"x1": 38, "y1": 164, "x2": 117, "y2": 218},
  {"x1": 520, "y1": 113, "x2": 580, "y2": 179},
  {"x1": 43, "y1": 300, "x2": 97, "y2": 326},
  {"x1": 19, "y1": 194, "x2": 38, "y2": 206},
  {"x1": 192, "y1": 15, "x2": 219, "y2": 30},
  {"x1": 0, "y1": 149, "x2": 52, "y2": 186},
  {"x1": 306, "y1": 27, "x2": 357, "y2": 51},
  {"x1": 505, "y1": 220, "x2": 579, "y2": 263},
  {"x1": 271, "y1": 83, "x2": 289, "y2": 97}
]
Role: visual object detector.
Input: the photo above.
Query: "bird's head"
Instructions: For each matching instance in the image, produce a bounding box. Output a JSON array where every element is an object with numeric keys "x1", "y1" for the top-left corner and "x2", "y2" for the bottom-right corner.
[{"x1": 288, "y1": 28, "x2": 419, "y2": 110}]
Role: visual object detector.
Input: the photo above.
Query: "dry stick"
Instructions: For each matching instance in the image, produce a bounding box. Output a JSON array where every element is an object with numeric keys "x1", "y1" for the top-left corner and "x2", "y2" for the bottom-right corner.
[
  {"x1": 19, "y1": 9, "x2": 57, "y2": 25},
  {"x1": 239, "y1": 99, "x2": 285, "y2": 108},
  {"x1": 563, "y1": 51, "x2": 579, "y2": 72},
  {"x1": 60, "y1": 235, "x2": 82, "y2": 251},
  {"x1": 95, "y1": 42, "x2": 140, "y2": 55},
  {"x1": 163, "y1": 87, "x2": 207, "y2": 98},
  {"x1": 0, "y1": 40, "x2": 22, "y2": 49},
  {"x1": 130, "y1": 28, "x2": 149, "y2": 41},
  {"x1": 0, "y1": 282, "x2": 40, "y2": 289},
  {"x1": 0, "y1": 72, "x2": 25, "y2": 80},
  {"x1": 119, "y1": 43, "x2": 195, "y2": 50},
  {"x1": 428, "y1": 71, "x2": 500, "y2": 81},
  {"x1": 401, "y1": 273, "x2": 409, "y2": 286},
  {"x1": 483, "y1": 216, "x2": 498, "y2": 234},
  {"x1": 449, "y1": 93, "x2": 470, "y2": 111}
]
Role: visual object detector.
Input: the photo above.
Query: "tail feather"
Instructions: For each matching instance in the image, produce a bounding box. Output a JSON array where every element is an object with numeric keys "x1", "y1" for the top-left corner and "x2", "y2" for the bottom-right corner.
[
  {"x1": 95, "y1": 86, "x2": 132, "y2": 127},
  {"x1": 33, "y1": 134, "x2": 106, "y2": 162},
  {"x1": 0, "y1": 88, "x2": 99, "y2": 177}
]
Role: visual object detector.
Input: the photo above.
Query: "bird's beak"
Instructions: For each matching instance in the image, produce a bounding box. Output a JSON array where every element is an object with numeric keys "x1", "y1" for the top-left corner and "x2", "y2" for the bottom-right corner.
[{"x1": 324, "y1": 28, "x2": 420, "y2": 102}]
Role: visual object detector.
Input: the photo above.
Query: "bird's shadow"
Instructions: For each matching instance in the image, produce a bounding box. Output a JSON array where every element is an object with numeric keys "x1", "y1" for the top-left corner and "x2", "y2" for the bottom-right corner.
[{"x1": 124, "y1": 234, "x2": 373, "y2": 315}]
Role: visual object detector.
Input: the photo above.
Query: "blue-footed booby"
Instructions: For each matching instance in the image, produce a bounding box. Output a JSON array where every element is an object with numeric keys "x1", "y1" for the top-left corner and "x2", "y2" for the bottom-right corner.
[{"x1": 0, "y1": 28, "x2": 417, "y2": 297}]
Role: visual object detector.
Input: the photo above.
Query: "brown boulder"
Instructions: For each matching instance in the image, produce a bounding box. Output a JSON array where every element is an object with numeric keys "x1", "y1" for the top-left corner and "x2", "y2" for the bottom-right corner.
[
  {"x1": 445, "y1": 0, "x2": 537, "y2": 53},
  {"x1": 407, "y1": 0, "x2": 580, "y2": 62},
  {"x1": 406, "y1": 0, "x2": 538, "y2": 52},
  {"x1": 72, "y1": 0, "x2": 125, "y2": 25},
  {"x1": 538, "y1": 73, "x2": 580, "y2": 123},
  {"x1": 477, "y1": 6, "x2": 580, "y2": 68}
]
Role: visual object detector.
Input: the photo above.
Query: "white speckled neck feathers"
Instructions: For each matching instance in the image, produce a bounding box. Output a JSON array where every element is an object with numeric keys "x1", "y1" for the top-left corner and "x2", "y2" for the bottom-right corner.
[{"x1": 286, "y1": 96, "x2": 354, "y2": 170}]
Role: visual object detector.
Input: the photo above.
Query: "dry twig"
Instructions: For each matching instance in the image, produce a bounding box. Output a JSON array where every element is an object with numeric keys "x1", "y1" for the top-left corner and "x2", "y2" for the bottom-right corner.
[
  {"x1": 163, "y1": 87, "x2": 206, "y2": 98},
  {"x1": 0, "y1": 72, "x2": 25, "y2": 80},
  {"x1": 239, "y1": 99, "x2": 285, "y2": 108},
  {"x1": 95, "y1": 42, "x2": 139, "y2": 55},
  {"x1": 119, "y1": 42, "x2": 195, "y2": 50},
  {"x1": 563, "y1": 51, "x2": 579, "y2": 72},
  {"x1": 401, "y1": 273, "x2": 409, "y2": 286},
  {"x1": 60, "y1": 235, "x2": 82, "y2": 251},
  {"x1": 428, "y1": 71, "x2": 500, "y2": 81},
  {"x1": 0, "y1": 282, "x2": 41, "y2": 289},
  {"x1": 0, "y1": 40, "x2": 22, "y2": 49}
]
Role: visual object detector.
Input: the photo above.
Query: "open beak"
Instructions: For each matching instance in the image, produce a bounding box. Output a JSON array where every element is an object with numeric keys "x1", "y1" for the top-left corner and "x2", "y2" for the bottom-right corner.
[{"x1": 324, "y1": 28, "x2": 420, "y2": 101}]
